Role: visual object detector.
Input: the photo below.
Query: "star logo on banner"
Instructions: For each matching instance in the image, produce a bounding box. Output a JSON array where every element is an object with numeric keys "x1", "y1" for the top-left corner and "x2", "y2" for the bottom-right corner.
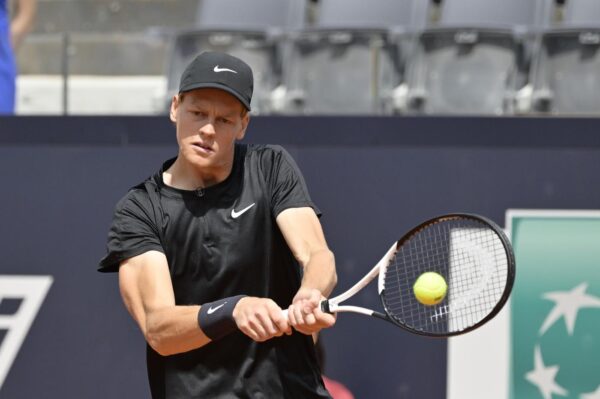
[
  {"x1": 525, "y1": 346, "x2": 568, "y2": 399},
  {"x1": 582, "y1": 385, "x2": 600, "y2": 399},
  {"x1": 539, "y1": 283, "x2": 600, "y2": 336}
]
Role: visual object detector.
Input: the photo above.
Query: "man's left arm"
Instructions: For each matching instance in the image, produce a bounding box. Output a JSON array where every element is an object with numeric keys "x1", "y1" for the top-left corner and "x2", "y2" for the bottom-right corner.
[{"x1": 276, "y1": 207, "x2": 337, "y2": 335}]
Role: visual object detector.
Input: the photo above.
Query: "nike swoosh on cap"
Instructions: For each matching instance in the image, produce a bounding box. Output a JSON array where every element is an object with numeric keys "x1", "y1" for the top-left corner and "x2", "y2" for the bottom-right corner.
[
  {"x1": 231, "y1": 203, "x2": 255, "y2": 219},
  {"x1": 213, "y1": 65, "x2": 237, "y2": 74}
]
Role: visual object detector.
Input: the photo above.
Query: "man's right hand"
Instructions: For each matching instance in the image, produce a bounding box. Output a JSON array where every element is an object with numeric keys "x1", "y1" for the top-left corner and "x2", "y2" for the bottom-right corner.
[{"x1": 233, "y1": 297, "x2": 292, "y2": 342}]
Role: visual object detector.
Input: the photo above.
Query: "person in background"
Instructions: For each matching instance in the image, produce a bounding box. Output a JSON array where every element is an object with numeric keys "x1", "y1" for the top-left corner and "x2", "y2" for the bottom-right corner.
[{"x1": 0, "y1": 0, "x2": 36, "y2": 114}]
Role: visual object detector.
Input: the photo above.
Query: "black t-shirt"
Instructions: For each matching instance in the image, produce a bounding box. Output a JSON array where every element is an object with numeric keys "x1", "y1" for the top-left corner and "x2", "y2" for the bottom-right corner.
[{"x1": 99, "y1": 144, "x2": 331, "y2": 399}]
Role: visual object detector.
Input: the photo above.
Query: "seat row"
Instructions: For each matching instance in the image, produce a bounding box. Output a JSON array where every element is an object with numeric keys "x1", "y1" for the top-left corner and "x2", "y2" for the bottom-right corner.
[{"x1": 163, "y1": 0, "x2": 600, "y2": 116}]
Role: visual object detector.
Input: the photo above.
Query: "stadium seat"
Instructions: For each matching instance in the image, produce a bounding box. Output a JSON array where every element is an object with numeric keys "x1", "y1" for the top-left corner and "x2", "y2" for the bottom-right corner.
[
  {"x1": 562, "y1": 0, "x2": 600, "y2": 27},
  {"x1": 278, "y1": 0, "x2": 426, "y2": 115},
  {"x1": 405, "y1": 0, "x2": 545, "y2": 115},
  {"x1": 531, "y1": 0, "x2": 600, "y2": 114},
  {"x1": 164, "y1": 0, "x2": 307, "y2": 114}
]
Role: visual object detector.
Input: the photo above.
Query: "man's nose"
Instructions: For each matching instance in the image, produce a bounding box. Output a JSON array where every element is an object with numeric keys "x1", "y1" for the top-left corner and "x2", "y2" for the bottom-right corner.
[{"x1": 200, "y1": 119, "x2": 216, "y2": 135}]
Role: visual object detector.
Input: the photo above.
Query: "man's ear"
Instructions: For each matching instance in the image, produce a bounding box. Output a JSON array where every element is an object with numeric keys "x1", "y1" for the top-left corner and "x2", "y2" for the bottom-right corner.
[
  {"x1": 169, "y1": 95, "x2": 180, "y2": 123},
  {"x1": 236, "y1": 112, "x2": 250, "y2": 140}
]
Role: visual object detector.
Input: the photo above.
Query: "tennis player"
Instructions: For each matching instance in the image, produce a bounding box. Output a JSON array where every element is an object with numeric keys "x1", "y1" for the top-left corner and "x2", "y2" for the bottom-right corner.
[{"x1": 99, "y1": 51, "x2": 337, "y2": 398}]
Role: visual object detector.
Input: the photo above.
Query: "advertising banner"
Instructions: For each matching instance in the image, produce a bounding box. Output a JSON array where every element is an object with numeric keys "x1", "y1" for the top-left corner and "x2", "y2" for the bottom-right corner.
[{"x1": 508, "y1": 210, "x2": 600, "y2": 399}]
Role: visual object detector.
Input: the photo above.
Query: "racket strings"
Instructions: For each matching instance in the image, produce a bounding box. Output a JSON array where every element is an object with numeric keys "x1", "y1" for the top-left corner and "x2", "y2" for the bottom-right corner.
[{"x1": 382, "y1": 217, "x2": 510, "y2": 335}]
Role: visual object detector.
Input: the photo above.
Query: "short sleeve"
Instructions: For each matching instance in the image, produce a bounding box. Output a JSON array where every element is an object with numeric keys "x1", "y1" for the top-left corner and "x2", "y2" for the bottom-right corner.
[
  {"x1": 266, "y1": 145, "x2": 321, "y2": 218},
  {"x1": 98, "y1": 190, "x2": 164, "y2": 273}
]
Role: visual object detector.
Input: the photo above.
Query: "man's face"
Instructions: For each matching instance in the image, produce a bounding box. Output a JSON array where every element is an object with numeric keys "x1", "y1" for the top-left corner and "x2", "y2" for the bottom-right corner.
[{"x1": 170, "y1": 88, "x2": 249, "y2": 172}]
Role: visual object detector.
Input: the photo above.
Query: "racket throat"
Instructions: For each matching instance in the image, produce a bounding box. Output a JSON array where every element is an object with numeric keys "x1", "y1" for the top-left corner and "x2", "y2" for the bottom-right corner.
[
  {"x1": 321, "y1": 299, "x2": 333, "y2": 314},
  {"x1": 370, "y1": 311, "x2": 389, "y2": 321}
]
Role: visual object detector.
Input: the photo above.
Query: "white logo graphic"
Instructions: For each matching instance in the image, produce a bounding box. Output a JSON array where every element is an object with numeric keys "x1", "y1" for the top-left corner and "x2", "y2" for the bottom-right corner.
[
  {"x1": 582, "y1": 385, "x2": 600, "y2": 399},
  {"x1": 213, "y1": 65, "x2": 237, "y2": 74},
  {"x1": 0, "y1": 275, "x2": 53, "y2": 389},
  {"x1": 539, "y1": 282, "x2": 600, "y2": 336},
  {"x1": 525, "y1": 346, "x2": 568, "y2": 399},
  {"x1": 231, "y1": 203, "x2": 255, "y2": 219},
  {"x1": 525, "y1": 281, "x2": 600, "y2": 399},
  {"x1": 207, "y1": 303, "x2": 226, "y2": 314}
]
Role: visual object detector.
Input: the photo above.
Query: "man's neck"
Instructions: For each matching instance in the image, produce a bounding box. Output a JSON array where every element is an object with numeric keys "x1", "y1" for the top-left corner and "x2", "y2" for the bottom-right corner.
[{"x1": 163, "y1": 156, "x2": 233, "y2": 191}]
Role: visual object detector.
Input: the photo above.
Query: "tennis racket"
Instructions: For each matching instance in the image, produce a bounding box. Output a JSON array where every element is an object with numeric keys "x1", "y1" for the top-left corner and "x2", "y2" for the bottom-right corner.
[{"x1": 284, "y1": 213, "x2": 515, "y2": 337}]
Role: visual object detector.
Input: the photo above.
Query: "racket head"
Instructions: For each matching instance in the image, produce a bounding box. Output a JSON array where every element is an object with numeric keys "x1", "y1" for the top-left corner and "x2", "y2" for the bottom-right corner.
[{"x1": 379, "y1": 213, "x2": 515, "y2": 337}]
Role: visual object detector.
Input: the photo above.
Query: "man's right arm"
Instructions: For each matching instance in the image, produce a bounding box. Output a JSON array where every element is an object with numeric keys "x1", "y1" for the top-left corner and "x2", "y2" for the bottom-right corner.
[
  {"x1": 119, "y1": 250, "x2": 291, "y2": 356},
  {"x1": 119, "y1": 250, "x2": 209, "y2": 356}
]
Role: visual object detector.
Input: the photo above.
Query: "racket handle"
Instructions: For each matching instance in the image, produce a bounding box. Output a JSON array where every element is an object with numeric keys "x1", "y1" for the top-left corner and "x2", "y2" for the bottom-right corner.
[{"x1": 280, "y1": 300, "x2": 332, "y2": 319}]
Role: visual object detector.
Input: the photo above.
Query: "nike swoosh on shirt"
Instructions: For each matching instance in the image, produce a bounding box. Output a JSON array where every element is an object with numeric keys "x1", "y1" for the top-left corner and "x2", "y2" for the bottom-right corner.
[
  {"x1": 231, "y1": 203, "x2": 255, "y2": 219},
  {"x1": 213, "y1": 65, "x2": 237, "y2": 74},
  {"x1": 207, "y1": 303, "x2": 226, "y2": 314}
]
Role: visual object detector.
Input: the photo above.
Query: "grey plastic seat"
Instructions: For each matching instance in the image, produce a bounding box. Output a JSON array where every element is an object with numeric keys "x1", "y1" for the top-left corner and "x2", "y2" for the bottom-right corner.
[
  {"x1": 562, "y1": 0, "x2": 600, "y2": 28},
  {"x1": 165, "y1": 0, "x2": 306, "y2": 114},
  {"x1": 436, "y1": 0, "x2": 541, "y2": 30},
  {"x1": 316, "y1": 0, "x2": 421, "y2": 30},
  {"x1": 281, "y1": 0, "x2": 423, "y2": 115},
  {"x1": 531, "y1": 0, "x2": 600, "y2": 114},
  {"x1": 405, "y1": 0, "x2": 545, "y2": 115},
  {"x1": 195, "y1": 0, "x2": 305, "y2": 31}
]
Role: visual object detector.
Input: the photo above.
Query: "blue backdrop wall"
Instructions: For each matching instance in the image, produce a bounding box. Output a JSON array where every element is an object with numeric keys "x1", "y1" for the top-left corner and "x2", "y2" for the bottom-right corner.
[{"x1": 0, "y1": 116, "x2": 599, "y2": 398}]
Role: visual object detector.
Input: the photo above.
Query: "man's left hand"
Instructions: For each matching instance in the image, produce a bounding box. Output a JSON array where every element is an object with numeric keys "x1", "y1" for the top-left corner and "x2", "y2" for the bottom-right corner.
[{"x1": 287, "y1": 287, "x2": 335, "y2": 335}]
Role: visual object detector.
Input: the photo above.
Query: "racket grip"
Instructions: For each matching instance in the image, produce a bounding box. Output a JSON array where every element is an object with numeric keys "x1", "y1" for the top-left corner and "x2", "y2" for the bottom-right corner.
[
  {"x1": 321, "y1": 299, "x2": 331, "y2": 313},
  {"x1": 280, "y1": 300, "x2": 332, "y2": 319}
]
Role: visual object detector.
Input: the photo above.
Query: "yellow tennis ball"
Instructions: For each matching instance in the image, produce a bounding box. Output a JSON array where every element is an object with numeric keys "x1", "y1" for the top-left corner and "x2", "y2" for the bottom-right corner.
[{"x1": 413, "y1": 272, "x2": 447, "y2": 306}]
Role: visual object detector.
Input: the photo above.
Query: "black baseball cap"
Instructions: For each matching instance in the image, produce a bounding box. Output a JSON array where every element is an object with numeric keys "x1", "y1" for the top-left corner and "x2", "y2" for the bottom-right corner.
[{"x1": 178, "y1": 51, "x2": 254, "y2": 111}]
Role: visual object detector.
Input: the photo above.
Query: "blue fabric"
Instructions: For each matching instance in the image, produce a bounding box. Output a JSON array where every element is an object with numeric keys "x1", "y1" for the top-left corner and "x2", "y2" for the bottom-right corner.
[{"x1": 0, "y1": 0, "x2": 16, "y2": 114}]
